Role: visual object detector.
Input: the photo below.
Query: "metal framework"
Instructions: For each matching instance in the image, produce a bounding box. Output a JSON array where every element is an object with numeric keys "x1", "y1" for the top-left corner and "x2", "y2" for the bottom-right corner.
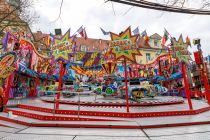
[{"x1": 107, "y1": 0, "x2": 210, "y2": 15}]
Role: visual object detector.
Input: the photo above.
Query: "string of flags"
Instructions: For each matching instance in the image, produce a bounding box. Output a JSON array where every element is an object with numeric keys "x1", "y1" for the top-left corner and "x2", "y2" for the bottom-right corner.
[
  {"x1": 161, "y1": 28, "x2": 191, "y2": 48},
  {"x1": 47, "y1": 26, "x2": 192, "y2": 49}
]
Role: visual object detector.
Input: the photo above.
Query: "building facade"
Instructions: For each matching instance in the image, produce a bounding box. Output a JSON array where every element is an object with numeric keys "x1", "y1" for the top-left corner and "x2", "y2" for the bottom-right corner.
[{"x1": 74, "y1": 33, "x2": 167, "y2": 66}]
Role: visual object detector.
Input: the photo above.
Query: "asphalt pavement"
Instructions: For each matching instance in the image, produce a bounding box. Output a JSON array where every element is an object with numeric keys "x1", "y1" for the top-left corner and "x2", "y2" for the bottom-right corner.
[{"x1": 1, "y1": 125, "x2": 210, "y2": 140}]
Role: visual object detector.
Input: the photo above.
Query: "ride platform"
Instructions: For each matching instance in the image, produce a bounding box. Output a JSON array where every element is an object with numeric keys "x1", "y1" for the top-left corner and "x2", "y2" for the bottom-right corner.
[
  {"x1": 0, "y1": 96, "x2": 210, "y2": 129},
  {"x1": 42, "y1": 96, "x2": 184, "y2": 106}
]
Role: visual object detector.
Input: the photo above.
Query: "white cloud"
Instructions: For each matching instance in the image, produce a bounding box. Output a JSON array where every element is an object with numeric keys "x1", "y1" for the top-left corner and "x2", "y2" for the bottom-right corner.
[{"x1": 32, "y1": 0, "x2": 210, "y2": 57}]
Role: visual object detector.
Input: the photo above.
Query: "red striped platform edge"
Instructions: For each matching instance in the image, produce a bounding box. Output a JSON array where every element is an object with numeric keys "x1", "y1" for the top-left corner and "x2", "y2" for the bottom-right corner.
[
  {"x1": 41, "y1": 99, "x2": 184, "y2": 106},
  {"x1": 4, "y1": 109, "x2": 125, "y2": 122},
  {"x1": 0, "y1": 123, "x2": 11, "y2": 128},
  {"x1": 1, "y1": 115, "x2": 210, "y2": 129},
  {"x1": 17, "y1": 104, "x2": 210, "y2": 118}
]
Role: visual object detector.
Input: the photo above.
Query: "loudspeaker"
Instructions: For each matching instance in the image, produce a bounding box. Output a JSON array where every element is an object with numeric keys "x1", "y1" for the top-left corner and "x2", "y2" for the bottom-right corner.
[
  {"x1": 55, "y1": 29, "x2": 62, "y2": 36},
  {"x1": 193, "y1": 39, "x2": 200, "y2": 45}
]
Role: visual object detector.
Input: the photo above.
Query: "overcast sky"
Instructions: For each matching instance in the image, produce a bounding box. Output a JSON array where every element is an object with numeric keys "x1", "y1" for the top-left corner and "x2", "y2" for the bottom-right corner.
[{"x1": 32, "y1": 0, "x2": 210, "y2": 58}]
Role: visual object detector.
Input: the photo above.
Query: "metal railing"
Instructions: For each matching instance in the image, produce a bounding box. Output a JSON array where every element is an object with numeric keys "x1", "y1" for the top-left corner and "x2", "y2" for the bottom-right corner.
[{"x1": 38, "y1": 90, "x2": 94, "y2": 118}]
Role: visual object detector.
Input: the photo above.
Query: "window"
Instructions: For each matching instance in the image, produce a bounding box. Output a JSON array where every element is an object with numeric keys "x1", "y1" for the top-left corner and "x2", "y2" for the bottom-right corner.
[
  {"x1": 80, "y1": 44, "x2": 87, "y2": 52},
  {"x1": 146, "y1": 53, "x2": 151, "y2": 61},
  {"x1": 154, "y1": 40, "x2": 158, "y2": 47}
]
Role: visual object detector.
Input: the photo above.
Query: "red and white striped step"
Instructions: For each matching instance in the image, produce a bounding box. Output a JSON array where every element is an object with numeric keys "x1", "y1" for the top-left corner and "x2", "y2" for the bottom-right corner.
[
  {"x1": 4, "y1": 108, "x2": 124, "y2": 122},
  {"x1": 0, "y1": 112, "x2": 138, "y2": 129}
]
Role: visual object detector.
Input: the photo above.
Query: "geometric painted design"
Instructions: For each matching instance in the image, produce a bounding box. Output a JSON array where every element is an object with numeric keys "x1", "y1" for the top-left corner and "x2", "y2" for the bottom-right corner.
[
  {"x1": 109, "y1": 26, "x2": 142, "y2": 63},
  {"x1": 51, "y1": 29, "x2": 74, "y2": 62},
  {"x1": 171, "y1": 34, "x2": 192, "y2": 65},
  {"x1": 76, "y1": 52, "x2": 101, "y2": 67},
  {"x1": 101, "y1": 61, "x2": 116, "y2": 75}
]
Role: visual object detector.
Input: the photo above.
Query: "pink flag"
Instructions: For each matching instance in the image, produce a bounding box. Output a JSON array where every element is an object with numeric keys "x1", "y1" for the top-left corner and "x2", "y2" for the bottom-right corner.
[
  {"x1": 83, "y1": 28, "x2": 88, "y2": 40},
  {"x1": 77, "y1": 26, "x2": 83, "y2": 35},
  {"x1": 77, "y1": 26, "x2": 88, "y2": 40}
]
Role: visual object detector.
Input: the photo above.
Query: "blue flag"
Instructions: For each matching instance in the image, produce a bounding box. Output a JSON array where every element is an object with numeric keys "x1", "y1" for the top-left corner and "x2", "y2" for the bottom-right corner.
[
  {"x1": 100, "y1": 27, "x2": 109, "y2": 35},
  {"x1": 141, "y1": 30, "x2": 147, "y2": 37},
  {"x1": 132, "y1": 27, "x2": 139, "y2": 35}
]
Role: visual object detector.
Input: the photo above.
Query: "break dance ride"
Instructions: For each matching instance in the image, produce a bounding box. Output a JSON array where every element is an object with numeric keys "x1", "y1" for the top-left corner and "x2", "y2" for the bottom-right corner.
[{"x1": 0, "y1": 27, "x2": 209, "y2": 129}]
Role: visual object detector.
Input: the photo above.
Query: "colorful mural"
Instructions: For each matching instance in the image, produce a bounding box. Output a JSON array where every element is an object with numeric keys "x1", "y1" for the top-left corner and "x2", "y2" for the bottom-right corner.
[
  {"x1": 76, "y1": 52, "x2": 101, "y2": 67},
  {"x1": 0, "y1": 52, "x2": 17, "y2": 79}
]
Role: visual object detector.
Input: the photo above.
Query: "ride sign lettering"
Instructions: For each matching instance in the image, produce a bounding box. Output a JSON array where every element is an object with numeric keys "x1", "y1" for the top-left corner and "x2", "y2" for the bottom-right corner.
[{"x1": 110, "y1": 39, "x2": 135, "y2": 51}]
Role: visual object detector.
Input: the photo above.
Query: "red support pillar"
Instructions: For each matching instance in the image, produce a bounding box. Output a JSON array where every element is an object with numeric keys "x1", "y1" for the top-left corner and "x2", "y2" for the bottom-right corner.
[
  {"x1": 124, "y1": 59, "x2": 129, "y2": 113},
  {"x1": 181, "y1": 63, "x2": 193, "y2": 110},
  {"x1": 35, "y1": 77, "x2": 39, "y2": 87},
  {"x1": 35, "y1": 75, "x2": 39, "y2": 97},
  {"x1": 136, "y1": 69, "x2": 138, "y2": 78},
  {"x1": 56, "y1": 61, "x2": 64, "y2": 109},
  {"x1": 36, "y1": 69, "x2": 41, "y2": 87},
  {"x1": 45, "y1": 75, "x2": 48, "y2": 86},
  {"x1": 129, "y1": 68, "x2": 132, "y2": 78},
  {"x1": 202, "y1": 63, "x2": 210, "y2": 104},
  {"x1": 168, "y1": 76, "x2": 172, "y2": 96},
  {"x1": 192, "y1": 75, "x2": 199, "y2": 98},
  {"x1": 158, "y1": 59, "x2": 162, "y2": 75},
  {"x1": 168, "y1": 49, "x2": 173, "y2": 96},
  {"x1": 5, "y1": 74, "x2": 13, "y2": 105}
]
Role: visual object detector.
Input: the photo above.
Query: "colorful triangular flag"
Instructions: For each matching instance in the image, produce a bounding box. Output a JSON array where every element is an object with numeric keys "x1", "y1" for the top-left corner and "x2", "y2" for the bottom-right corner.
[
  {"x1": 141, "y1": 30, "x2": 147, "y2": 37},
  {"x1": 77, "y1": 25, "x2": 83, "y2": 34},
  {"x1": 83, "y1": 28, "x2": 88, "y2": 40},
  {"x1": 162, "y1": 28, "x2": 170, "y2": 45},
  {"x1": 141, "y1": 30, "x2": 149, "y2": 44},
  {"x1": 100, "y1": 27, "x2": 110, "y2": 35},
  {"x1": 186, "y1": 36, "x2": 191, "y2": 47},
  {"x1": 77, "y1": 26, "x2": 88, "y2": 40},
  {"x1": 132, "y1": 27, "x2": 140, "y2": 35}
]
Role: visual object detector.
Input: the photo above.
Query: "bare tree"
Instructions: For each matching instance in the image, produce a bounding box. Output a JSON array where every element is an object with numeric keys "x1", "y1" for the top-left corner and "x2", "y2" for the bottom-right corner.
[
  {"x1": 157, "y1": 0, "x2": 210, "y2": 9},
  {"x1": 202, "y1": 0, "x2": 210, "y2": 8},
  {"x1": 0, "y1": 0, "x2": 39, "y2": 37}
]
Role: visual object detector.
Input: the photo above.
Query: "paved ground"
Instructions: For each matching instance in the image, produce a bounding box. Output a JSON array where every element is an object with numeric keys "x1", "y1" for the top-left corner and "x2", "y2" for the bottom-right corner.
[{"x1": 1, "y1": 125, "x2": 210, "y2": 140}]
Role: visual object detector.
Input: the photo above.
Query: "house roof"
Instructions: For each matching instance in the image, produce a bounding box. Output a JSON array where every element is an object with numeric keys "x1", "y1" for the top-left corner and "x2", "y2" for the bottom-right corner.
[
  {"x1": 32, "y1": 32, "x2": 167, "y2": 52},
  {"x1": 137, "y1": 37, "x2": 152, "y2": 49},
  {"x1": 33, "y1": 31, "x2": 49, "y2": 50},
  {"x1": 150, "y1": 33, "x2": 162, "y2": 40},
  {"x1": 75, "y1": 37, "x2": 110, "y2": 52}
]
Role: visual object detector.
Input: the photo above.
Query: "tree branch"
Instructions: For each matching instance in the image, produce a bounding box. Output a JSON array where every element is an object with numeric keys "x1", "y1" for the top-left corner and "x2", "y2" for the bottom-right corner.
[{"x1": 0, "y1": 6, "x2": 20, "y2": 24}]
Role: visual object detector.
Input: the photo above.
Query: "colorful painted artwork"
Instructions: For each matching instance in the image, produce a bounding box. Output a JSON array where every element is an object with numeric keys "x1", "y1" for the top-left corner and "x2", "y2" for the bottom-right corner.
[
  {"x1": 171, "y1": 35, "x2": 192, "y2": 65},
  {"x1": 76, "y1": 52, "x2": 101, "y2": 67},
  {"x1": 51, "y1": 30, "x2": 75, "y2": 62},
  {"x1": 19, "y1": 38, "x2": 50, "y2": 59},
  {"x1": 102, "y1": 61, "x2": 116, "y2": 75},
  {"x1": 2, "y1": 32, "x2": 18, "y2": 52},
  {"x1": 0, "y1": 52, "x2": 17, "y2": 79},
  {"x1": 109, "y1": 27, "x2": 142, "y2": 63}
]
